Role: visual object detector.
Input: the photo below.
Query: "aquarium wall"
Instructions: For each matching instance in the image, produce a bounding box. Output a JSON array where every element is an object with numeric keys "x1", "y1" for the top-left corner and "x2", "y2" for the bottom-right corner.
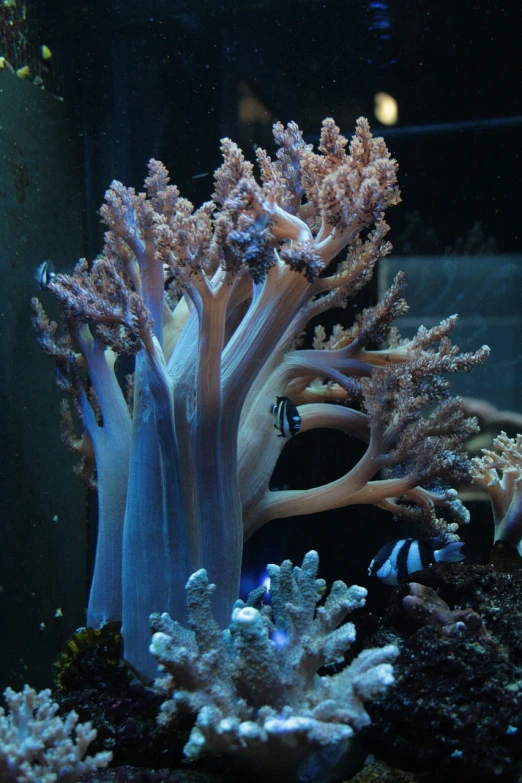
[{"x1": 0, "y1": 68, "x2": 87, "y2": 688}]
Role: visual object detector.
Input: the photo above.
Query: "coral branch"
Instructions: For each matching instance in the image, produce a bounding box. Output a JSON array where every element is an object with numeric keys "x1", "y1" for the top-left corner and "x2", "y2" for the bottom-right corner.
[
  {"x1": 471, "y1": 432, "x2": 522, "y2": 553},
  {"x1": 0, "y1": 686, "x2": 111, "y2": 783}
]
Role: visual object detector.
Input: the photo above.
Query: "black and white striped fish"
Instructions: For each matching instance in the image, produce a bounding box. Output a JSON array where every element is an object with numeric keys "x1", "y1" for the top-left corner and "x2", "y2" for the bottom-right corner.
[
  {"x1": 272, "y1": 396, "x2": 301, "y2": 438},
  {"x1": 34, "y1": 259, "x2": 56, "y2": 289},
  {"x1": 368, "y1": 537, "x2": 465, "y2": 586}
]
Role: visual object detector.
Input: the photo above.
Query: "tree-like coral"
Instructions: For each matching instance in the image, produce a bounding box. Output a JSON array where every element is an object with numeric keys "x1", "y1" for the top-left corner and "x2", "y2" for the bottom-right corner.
[
  {"x1": 150, "y1": 551, "x2": 398, "y2": 782},
  {"x1": 33, "y1": 117, "x2": 488, "y2": 676}
]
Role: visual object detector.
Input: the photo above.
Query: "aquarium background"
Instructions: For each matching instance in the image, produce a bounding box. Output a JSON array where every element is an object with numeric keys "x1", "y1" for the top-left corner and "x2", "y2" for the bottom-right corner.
[{"x1": 1, "y1": 0, "x2": 520, "y2": 687}]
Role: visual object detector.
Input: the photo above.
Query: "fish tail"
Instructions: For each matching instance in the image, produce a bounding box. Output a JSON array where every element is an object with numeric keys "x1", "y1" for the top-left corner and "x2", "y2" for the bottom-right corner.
[{"x1": 436, "y1": 541, "x2": 465, "y2": 563}]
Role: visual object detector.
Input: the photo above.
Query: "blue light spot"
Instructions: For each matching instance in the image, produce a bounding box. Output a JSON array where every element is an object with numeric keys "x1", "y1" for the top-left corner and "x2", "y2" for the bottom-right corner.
[{"x1": 271, "y1": 629, "x2": 289, "y2": 649}]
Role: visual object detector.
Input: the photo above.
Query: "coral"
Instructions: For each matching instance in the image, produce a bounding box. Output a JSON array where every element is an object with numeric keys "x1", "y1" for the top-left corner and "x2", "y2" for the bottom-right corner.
[
  {"x1": 32, "y1": 117, "x2": 488, "y2": 677},
  {"x1": 150, "y1": 551, "x2": 398, "y2": 782},
  {"x1": 402, "y1": 582, "x2": 488, "y2": 638},
  {"x1": 0, "y1": 685, "x2": 111, "y2": 783},
  {"x1": 471, "y1": 431, "x2": 522, "y2": 554},
  {"x1": 52, "y1": 628, "x2": 188, "y2": 772}
]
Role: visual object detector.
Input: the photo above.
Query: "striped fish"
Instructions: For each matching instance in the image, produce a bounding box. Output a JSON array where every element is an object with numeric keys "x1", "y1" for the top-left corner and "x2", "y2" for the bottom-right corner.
[
  {"x1": 368, "y1": 537, "x2": 465, "y2": 586},
  {"x1": 34, "y1": 259, "x2": 56, "y2": 289},
  {"x1": 272, "y1": 396, "x2": 301, "y2": 438}
]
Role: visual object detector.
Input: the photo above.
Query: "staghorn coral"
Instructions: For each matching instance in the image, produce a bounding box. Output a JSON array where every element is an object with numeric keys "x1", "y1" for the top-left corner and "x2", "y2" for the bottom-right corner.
[
  {"x1": 150, "y1": 551, "x2": 398, "y2": 782},
  {"x1": 32, "y1": 117, "x2": 488, "y2": 677},
  {"x1": 0, "y1": 685, "x2": 111, "y2": 783},
  {"x1": 471, "y1": 431, "x2": 522, "y2": 554}
]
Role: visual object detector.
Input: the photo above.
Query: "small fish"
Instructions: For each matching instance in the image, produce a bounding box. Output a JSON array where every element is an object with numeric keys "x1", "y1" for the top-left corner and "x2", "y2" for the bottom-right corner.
[
  {"x1": 368, "y1": 537, "x2": 465, "y2": 586},
  {"x1": 191, "y1": 171, "x2": 209, "y2": 180},
  {"x1": 272, "y1": 396, "x2": 301, "y2": 438},
  {"x1": 34, "y1": 259, "x2": 56, "y2": 289}
]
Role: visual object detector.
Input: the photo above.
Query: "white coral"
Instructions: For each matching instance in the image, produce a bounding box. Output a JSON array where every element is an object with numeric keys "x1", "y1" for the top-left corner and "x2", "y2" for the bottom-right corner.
[
  {"x1": 0, "y1": 685, "x2": 112, "y2": 783},
  {"x1": 150, "y1": 551, "x2": 397, "y2": 780}
]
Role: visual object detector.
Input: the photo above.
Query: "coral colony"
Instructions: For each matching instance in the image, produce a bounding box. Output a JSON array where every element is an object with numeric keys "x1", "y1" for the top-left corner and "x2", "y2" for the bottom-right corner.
[
  {"x1": 150, "y1": 550, "x2": 398, "y2": 778},
  {"x1": 0, "y1": 686, "x2": 111, "y2": 782},
  {"x1": 31, "y1": 117, "x2": 489, "y2": 683}
]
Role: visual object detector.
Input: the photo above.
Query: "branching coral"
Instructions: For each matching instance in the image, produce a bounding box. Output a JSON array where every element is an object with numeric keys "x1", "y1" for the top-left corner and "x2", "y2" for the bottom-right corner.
[
  {"x1": 471, "y1": 432, "x2": 522, "y2": 553},
  {"x1": 0, "y1": 686, "x2": 111, "y2": 783},
  {"x1": 150, "y1": 551, "x2": 398, "y2": 781},
  {"x1": 32, "y1": 116, "x2": 488, "y2": 676}
]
